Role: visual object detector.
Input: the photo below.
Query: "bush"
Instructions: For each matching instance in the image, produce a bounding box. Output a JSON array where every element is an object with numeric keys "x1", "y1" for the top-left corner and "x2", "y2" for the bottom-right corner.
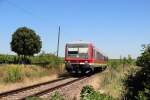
[
  {"x1": 108, "y1": 56, "x2": 134, "y2": 70},
  {"x1": 50, "y1": 92, "x2": 64, "y2": 100},
  {"x1": 0, "y1": 54, "x2": 16, "y2": 64},
  {"x1": 136, "y1": 44, "x2": 150, "y2": 67},
  {"x1": 123, "y1": 44, "x2": 150, "y2": 99},
  {"x1": 137, "y1": 91, "x2": 148, "y2": 100},
  {"x1": 80, "y1": 85, "x2": 95, "y2": 98},
  {"x1": 30, "y1": 53, "x2": 63, "y2": 68},
  {"x1": 108, "y1": 60, "x2": 119, "y2": 69},
  {"x1": 80, "y1": 85, "x2": 113, "y2": 100}
]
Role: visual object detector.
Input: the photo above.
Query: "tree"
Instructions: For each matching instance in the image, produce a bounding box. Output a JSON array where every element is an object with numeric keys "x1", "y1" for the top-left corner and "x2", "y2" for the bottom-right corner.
[
  {"x1": 123, "y1": 44, "x2": 150, "y2": 99},
  {"x1": 10, "y1": 27, "x2": 42, "y2": 63},
  {"x1": 136, "y1": 44, "x2": 150, "y2": 67}
]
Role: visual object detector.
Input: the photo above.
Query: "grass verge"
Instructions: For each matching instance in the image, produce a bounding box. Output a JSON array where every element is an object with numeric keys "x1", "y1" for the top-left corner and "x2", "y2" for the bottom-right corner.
[
  {"x1": 0, "y1": 64, "x2": 64, "y2": 93},
  {"x1": 99, "y1": 65, "x2": 140, "y2": 99}
]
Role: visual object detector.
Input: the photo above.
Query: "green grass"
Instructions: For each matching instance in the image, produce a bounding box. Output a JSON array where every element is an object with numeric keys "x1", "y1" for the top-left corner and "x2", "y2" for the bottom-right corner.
[{"x1": 50, "y1": 92, "x2": 64, "y2": 100}]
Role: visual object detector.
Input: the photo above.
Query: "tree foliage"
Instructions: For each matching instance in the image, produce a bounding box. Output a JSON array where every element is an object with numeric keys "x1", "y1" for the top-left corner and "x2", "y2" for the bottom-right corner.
[
  {"x1": 0, "y1": 53, "x2": 63, "y2": 67},
  {"x1": 10, "y1": 27, "x2": 42, "y2": 56},
  {"x1": 136, "y1": 44, "x2": 150, "y2": 67},
  {"x1": 80, "y1": 85, "x2": 113, "y2": 100},
  {"x1": 123, "y1": 44, "x2": 150, "y2": 99},
  {"x1": 30, "y1": 52, "x2": 63, "y2": 68}
]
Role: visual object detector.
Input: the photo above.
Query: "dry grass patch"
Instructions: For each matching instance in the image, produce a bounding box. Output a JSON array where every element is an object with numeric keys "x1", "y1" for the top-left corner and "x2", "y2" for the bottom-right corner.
[
  {"x1": 0, "y1": 64, "x2": 64, "y2": 93},
  {"x1": 0, "y1": 74, "x2": 58, "y2": 93},
  {"x1": 99, "y1": 65, "x2": 139, "y2": 99}
]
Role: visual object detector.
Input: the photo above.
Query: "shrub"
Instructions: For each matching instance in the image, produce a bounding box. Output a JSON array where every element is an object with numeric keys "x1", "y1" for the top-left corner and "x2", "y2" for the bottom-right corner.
[
  {"x1": 126, "y1": 55, "x2": 134, "y2": 65},
  {"x1": 136, "y1": 44, "x2": 150, "y2": 67},
  {"x1": 108, "y1": 59, "x2": 122, "y2": 69},
  {"x1": 136, "y1": 91, "x2": 148, "y2": 100},
  {"x1": 80, "y1": 85, "x2": 95, "y2": 98},
  {"x1": 0, "y1": 54, "x2": 16, "y2": 64},
  {"x1": 50, "y1": 92, "x2": 64, "y2": 100},
  {"x1": 108, "y1": 56, "x2": 134, "y2": 70},
  {"x1": 30, "y1": 53, "x2": 63, "y2": 68},
  {"x1": 123, "y1": 44, "x2": 150, "y2": 99},
  {"x1": 108, "y1": 60, "x2": 119, "y2": 69},
  {"x1": 0, "y1": 53, "x2": 63, "y2": 68},
  {"x1": 80, "y1": 85, "x2": 113, "y2": 100}
]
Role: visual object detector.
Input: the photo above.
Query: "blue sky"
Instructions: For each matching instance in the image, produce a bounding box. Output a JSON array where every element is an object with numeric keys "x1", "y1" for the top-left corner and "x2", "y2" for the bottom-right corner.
[{"x1": 0, "y1": 0, "x2": 150, "y2": 58}]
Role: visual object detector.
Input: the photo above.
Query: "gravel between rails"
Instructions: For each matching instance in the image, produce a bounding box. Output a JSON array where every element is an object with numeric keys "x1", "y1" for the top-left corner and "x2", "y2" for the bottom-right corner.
[
  {"x1": 39, "y1": 74, "x2": 100, "y2": 100},
  {"x1": 0, "y1": 77, "x2": 78, "y2": 100},
  {"x1": 41, "y1": 70, "x2": 109, "y2": 100}
]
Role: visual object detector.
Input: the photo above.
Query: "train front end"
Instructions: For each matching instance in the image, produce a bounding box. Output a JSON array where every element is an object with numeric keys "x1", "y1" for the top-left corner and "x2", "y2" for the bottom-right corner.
[{"x1": 65, "y1": 42, "x2": 92, "y2": 75}]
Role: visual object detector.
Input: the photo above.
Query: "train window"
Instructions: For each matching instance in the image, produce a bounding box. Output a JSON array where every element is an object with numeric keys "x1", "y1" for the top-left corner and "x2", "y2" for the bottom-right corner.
[
  {"x1": 68, "y1": 48, "x2": 78, "y2": 51},
  {"x1": 78, "y1": 48, "x2": 89, "y2": 59},
  {"x1": 97, "y1": 52, "x2": 99, "y2": 59},
  {"x1": 68, "y1": 51, "x2": 78, "y2": 54},
  {"x1": 68, "y1": 48, "x2": 79, "y2": 57},
  {"x1": 67, "y1": 47, "x2": 89, "y2": 59},
  {"x1": 95, "y1": 51, "x2": 103, "y2": 60},
  {"x1": 79, "y1": 48, "x2": 88, "y2": 53}
]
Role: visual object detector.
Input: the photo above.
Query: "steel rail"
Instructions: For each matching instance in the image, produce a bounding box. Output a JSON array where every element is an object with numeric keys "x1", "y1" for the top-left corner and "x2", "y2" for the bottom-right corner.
[
  {"x1": 0, "y1": 77, "x2": 70, "y2": 98},
  {"x1": 22, "y1": 76, "x2": 87, "y2": 100}
]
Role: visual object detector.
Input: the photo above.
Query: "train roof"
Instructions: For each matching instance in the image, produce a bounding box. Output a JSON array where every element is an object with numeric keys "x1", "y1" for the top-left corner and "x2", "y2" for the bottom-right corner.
[{"x1": 66, "y1": 41, "x2": 92, "y2": 45}]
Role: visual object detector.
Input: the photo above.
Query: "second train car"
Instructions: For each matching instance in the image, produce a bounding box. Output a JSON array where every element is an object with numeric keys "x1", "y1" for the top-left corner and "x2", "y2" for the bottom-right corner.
[{"x1": 65, "y1": 41, "x2": 108, "y2": 75}]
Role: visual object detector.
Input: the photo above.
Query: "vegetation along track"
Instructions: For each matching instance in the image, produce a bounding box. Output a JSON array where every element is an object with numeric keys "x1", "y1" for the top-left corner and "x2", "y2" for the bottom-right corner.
[{"x1": 0, "y1": 76, "x2": 88, "y2": 100}]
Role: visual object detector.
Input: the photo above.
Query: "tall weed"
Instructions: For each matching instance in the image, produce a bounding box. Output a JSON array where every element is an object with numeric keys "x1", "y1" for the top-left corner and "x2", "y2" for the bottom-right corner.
[{"x1": 4, "y1": 66, "x2": 23, "y2": 82}]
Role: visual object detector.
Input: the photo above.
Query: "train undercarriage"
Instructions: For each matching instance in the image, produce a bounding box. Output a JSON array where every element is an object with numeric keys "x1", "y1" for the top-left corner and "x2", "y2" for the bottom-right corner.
[{"x1": 65, "y1": 63, "x2": 106, "y2": 75}]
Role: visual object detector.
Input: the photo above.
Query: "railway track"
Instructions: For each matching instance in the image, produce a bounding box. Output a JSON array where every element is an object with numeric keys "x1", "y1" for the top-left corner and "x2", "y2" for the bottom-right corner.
[{"x1": 0, "y1": 76, "x2": 87, "y2": 100}]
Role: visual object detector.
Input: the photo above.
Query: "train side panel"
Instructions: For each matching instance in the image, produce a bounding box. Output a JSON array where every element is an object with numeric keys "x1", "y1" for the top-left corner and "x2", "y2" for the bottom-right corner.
[{"x1": 89, "y1": 45, "x2": 108, "y2": 71}]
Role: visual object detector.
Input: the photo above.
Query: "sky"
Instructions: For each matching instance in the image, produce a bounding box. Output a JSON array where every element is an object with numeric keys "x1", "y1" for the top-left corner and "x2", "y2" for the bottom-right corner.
[{"x1": 0, "y1": 0, "x2": 150, "y2": 59}]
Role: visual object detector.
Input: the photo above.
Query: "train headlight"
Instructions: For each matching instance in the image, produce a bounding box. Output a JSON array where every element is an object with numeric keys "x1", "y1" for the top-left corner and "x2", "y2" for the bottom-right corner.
[
  {"x1": 85, "y1": 61, "x2": 88, "y2": 64},
  {"x1": 85, "y1": 61, "x2": 88, "y2": 63},
  {"x1": 65, "y1": 61, "x2": 70, "y2": 64},
  {"x1": 67, "y1": 61, "x2": 70, "y2": 64}
]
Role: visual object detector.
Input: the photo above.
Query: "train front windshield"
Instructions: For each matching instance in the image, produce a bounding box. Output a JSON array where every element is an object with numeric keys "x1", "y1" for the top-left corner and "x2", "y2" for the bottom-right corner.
[{"x1": 67, "y1": 44, "x2": 89, "y2": 59}]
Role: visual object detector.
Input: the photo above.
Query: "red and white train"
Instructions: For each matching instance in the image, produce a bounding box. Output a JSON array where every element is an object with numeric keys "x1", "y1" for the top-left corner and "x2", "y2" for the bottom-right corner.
[{"x1": 65, "y1": 41, "x2": 108, "y2": 75}]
